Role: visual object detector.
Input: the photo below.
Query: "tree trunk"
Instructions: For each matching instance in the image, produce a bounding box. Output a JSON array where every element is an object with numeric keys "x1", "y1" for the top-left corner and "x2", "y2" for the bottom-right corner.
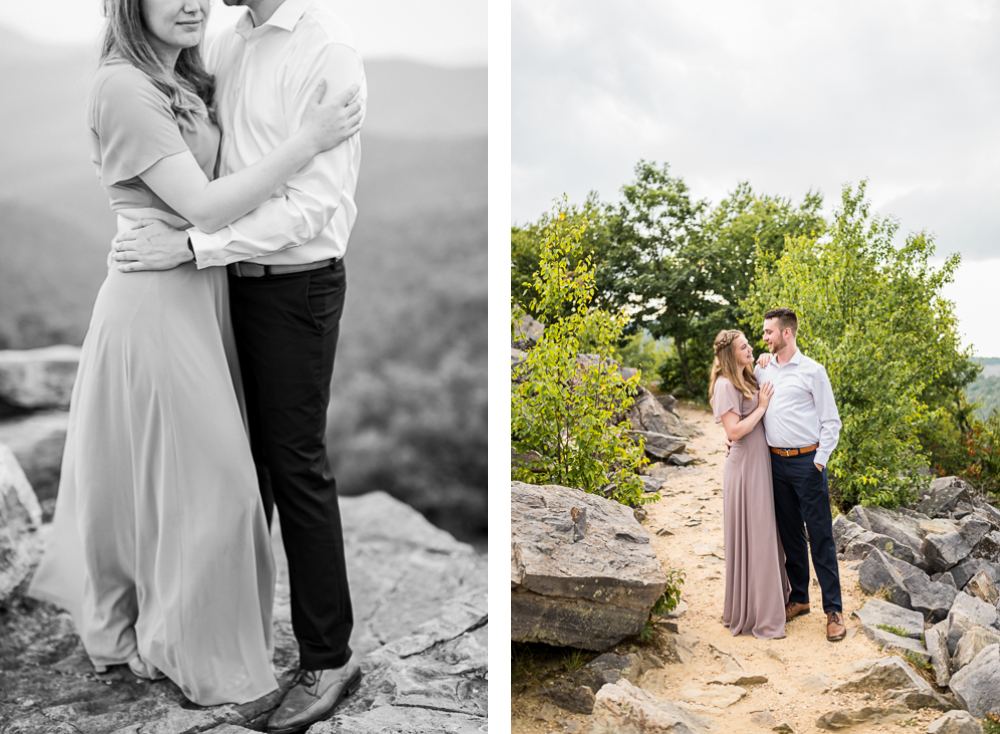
[{"x1": 676, "y1": 338, "x2": 695, "y2": 395}]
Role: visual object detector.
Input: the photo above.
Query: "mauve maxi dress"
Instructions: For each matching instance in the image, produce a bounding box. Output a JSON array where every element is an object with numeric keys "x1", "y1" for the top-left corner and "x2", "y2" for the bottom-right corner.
[
  {"x1": 27, "y1": 60, "x2": 278, "y2": 705},
  {"x1": 713, "y1": 377, "x2": 789, "y2": 639}
]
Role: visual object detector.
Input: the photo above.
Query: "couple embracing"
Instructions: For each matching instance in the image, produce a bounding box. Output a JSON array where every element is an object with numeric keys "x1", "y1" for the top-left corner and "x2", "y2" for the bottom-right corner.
[
  {"x1": 709, "y1": 307, "x2": 846, "y2": 642},
  {"x1": 28, "y1": 0, "x2": 366, "y2": 731}
]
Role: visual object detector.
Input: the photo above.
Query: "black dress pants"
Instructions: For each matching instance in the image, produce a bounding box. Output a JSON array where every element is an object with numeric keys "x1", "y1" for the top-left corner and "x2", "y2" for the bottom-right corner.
[
  {"x1": 228, "y1": 260, "x2": 352, "y2": 670},
  {"x1": 770, "y1": 449, "x2": 842, "y2": 613}
]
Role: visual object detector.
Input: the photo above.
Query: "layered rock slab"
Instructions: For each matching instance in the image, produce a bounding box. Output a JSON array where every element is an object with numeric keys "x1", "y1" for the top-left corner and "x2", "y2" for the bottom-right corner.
[
  {"x1": 0, "y1": 346, "x2": 80, "y2": 411},
  {"x1": 948, "y1": 643, "x2": 1000, "y2": 718},
  {"x1": 511, "y1": 481, "x2": 667, "y2": 650}
]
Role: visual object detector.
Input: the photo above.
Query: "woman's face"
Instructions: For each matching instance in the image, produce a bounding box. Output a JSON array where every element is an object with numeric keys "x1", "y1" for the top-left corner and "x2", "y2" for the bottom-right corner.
[
  {"x1": 140, "y1": 0, "x2": 209, "y2": 56},
  {"x1": 732, "y1": 333, "x2": 754, "y2": 367}
]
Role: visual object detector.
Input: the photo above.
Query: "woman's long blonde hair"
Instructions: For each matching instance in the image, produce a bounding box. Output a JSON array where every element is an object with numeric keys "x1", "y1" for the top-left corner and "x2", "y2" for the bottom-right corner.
[{"x1": 708, "y1": 330, "x2": 759, "y2": 402}]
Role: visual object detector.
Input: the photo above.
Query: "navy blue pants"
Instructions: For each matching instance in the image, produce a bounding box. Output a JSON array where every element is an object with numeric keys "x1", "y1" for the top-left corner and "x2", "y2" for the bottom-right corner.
[
  {"x1": 229, "y1": 261, "x2": 353, "y2": 670},
  {"x1": 770, "y1": 450, "x2": 842, "y2": 613}
]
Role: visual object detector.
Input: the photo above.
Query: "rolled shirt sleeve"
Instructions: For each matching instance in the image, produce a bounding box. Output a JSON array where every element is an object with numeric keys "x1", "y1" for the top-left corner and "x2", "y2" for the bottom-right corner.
[
  {"x1": 189, "y1": 42, "x2": 365, "y2": 267},
  {"x1": 813, "y1": 365, "x2": 842, "y2": 467}
]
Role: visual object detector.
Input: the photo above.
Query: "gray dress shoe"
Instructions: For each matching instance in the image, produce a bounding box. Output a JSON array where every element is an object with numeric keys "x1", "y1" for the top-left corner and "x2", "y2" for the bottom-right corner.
[{"x1": 267, "y1": 660, "x2": 363, "y2": 734}]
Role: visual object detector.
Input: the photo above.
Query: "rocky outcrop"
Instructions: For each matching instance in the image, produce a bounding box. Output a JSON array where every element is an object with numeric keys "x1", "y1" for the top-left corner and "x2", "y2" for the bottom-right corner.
[
  {"x1": 627, "y1": 430, "x2": 687, "y2": 462},
  {"x1": 0, "y1": 491, "x2": 487, "y2": 733},
  {"x1": 511, "y1": 481, "x2": 668, "y2": 650},
  {"x1": 0, "y1": 346, "x2": 80, "y2": 411},
  {"x1": 0, "y1": 443, "x2": 43, "y2": 603},
  {"x1": 536, "y1": 651, "x2": 652, "y2": 714},
  {"x1": 948, "y1": 644, "x2": 1000, "y2": 718},
  {"x1": 625, "y1": 385, "x2": 701, "y2": 439}
]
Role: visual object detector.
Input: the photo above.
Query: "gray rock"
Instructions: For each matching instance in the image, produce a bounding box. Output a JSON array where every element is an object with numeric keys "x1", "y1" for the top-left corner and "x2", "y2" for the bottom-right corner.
[
  {"x1": 849, "y1": 505, "x2": 929, "y2": 569},
  {"x1": 668, "y1": 453, "x2": 695, "y2": 467},
  {"x1": 512, "y1": 313, "x2": 544, "y2": 349},
  {"x1": 797, "y1": 673, "x2": 831, "y2": 695},
  {"x1": 966, "y1": 569, "x2": 1000, "y2": 606},
  {"x1": 925, "y1": 620, "x2": 952, "y2": 687},
  {"x1": 972, "y1": 497, "x2": 1000, "y2": 528},
  {"x1": 511, "y1": 482, "x2": 668, "y2": 650},
  {"x1": 0, "y1": 443, "x2": 43, "y2": 603},
  {"x1": 948, "y1": 643, "x2": 1000, "y2": 718},
  {"x1": 859, "y1": 626, "x2": 931, "y2": 663},
  {"x1": 625, "y1": 387, "x2": 700, "y2": 440},
  {"x1": 657, "y1": 393, "x2": 677, "y2": 414},
  {"x1": 627, "y1": 430, "x2": 687, "y2": 462},
  {"x1": 886, "y1": 688, "x2": 957, "y2": 711},
  {"x1": 582, "y1": 680, "x2": 710, "y2": 734},
  {"x1": 915, "y1": 476, "x2": 974, "y2": 518},
  {"x1": 844, "y1": 529, "x2": 917, "y2": 565},
  {"x1": 922, "y1": 531, "x2": 972, "y2": 573},
  {"x1": 937, "y1": 572, "x2": 958, "y2": 589},
  {"x1": 971, "y1": 531, "x2": 1000, "y2": 564},
  {"x1": 947, "y1": 593, "x2": 999, "y2": 656},
  {"x1": 905, "y1": 569, "x2": 959, "y2": 622},
  {"x1": 959, "y1": 513, "x2": 995, "y2": 550},
  {"x1": 951, "y1": 556, "x2": 1000, "y2": 591},
  {"x1": 832, "y1": 515, "x2": 867, "y2": 553},
  {"x1": 537, "y1": 652, "x2": 644, "y2": 714},
  {"x1": 834, "y1": 656, "x2": 935, "y2": 695},
  {"x1": 926, "y1": 710, "x2": 984, "y2": 734},
  {"x1": 641, "y1": 475, "x2": 665, "y2": 494},
  {"x1": 0, "y1": 411, "x2": 68, "y2": 520},
  {"x1": 750, "y1": 710, "x2": 777, "y2": 728},
  {"x1": 815, "y1": 705, "x2": 910, "y2": 730},
  {"x1": 857, "y1": 549, "x2": 912, "y2": 607},
  {"x1": 0, "y1": 346, "x2": 80, "y2": 411},
  {"x1": 953, "y1": 626, "x2": 1000, "y2": 674},
  {"x1": 851, "y1": 598, "x2": 924, "y2": 638}
]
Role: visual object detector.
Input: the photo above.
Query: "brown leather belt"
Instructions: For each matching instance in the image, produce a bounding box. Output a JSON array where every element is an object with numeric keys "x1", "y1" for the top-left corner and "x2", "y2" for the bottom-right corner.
[
  {"x1": 770, "y1": 443, "x2": 819, "y2": 457},
  {"x1": 228, "y1": 259, "x2": 334, "y2": 278}
]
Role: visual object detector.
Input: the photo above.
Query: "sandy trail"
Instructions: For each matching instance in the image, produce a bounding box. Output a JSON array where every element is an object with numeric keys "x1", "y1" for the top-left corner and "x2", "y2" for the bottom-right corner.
[{"x1": 512, "y1": 404, "x2": 949, "y2": 734}]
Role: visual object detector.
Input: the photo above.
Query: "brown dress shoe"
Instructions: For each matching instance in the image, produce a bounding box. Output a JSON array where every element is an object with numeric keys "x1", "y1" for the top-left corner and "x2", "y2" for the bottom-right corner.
[
  {"x1": 785, "y1": 601, "x2": 810, "y2": 621},
  {"x1": 827, "y1": 611, "x2": 846, "y2": 641},
  {"x1": 267, "y1": 660, "x2": 363, "y2": 734}
]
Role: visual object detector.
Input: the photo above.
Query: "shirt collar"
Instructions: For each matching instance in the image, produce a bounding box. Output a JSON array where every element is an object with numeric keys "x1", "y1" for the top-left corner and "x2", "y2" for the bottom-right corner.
[
  {"x1": 787, "y1": 349, "x2": 803, "y2": 365},
  {"x1": 234, "y1": 0, "x2": 314, "y2": 38}
]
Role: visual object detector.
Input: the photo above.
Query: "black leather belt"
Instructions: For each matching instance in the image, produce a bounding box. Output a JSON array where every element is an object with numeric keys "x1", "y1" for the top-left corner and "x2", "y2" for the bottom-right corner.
[{"x1": 228, "y1": 259, "x2": 334, "y2": 278}]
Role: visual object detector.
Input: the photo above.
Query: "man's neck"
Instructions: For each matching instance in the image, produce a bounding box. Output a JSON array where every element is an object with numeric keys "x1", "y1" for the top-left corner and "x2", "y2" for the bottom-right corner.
[
  {"x1": 774, "y1": 342, "x2": 798, "y2": 366},
  {"x1": 245, "y1": 0, "x2": 286, "y2": 27}
]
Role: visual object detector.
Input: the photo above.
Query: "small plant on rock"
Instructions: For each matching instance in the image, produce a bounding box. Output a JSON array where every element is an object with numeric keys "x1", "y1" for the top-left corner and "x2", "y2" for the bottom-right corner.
[
  {"x1": 876, "y1": 623, "x2": 909, "y2": 638},
  {"x1": 640, "y1": 568, "x2": 686, "y2": 641}
]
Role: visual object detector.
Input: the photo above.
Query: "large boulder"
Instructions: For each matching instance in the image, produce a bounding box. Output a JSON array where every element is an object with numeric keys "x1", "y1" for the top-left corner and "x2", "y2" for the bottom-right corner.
[
  {"x1": 0, "y1": 443, "x2": 43, "y2": 603},
  {"x1": 922, "y1": 531, "x2": 972, "y2": 573},
  {"x1": 848, "y1": 505, "x2": 929, "y2": 569},
  {"x1": 946, "y1": 592, "x2": 999, "y2": 656},
  {"x1": 926, "y1": 711, "x2": 984, "y2": 734},
  {"x1": 951, "y1": 556, "x2": 1000, "y2": 591},
  {"x1": 953, "y1": 626, "x2": 1000, "y2": 674},
  {"x1": 915, "y1": 476, "x2": 974, "y2": 518},
  {"x1": 948, "y1": 644, "x2": 1000, "y2": 718},
  {"x1": 625, "y1": 387, "x2": 700, "y2": 439},
  {"x1": 904, "y1": 569, "x2": 958, "y2": 622},
  {"x1": 844, "y1": 530, "x2": 917, "y2": 565},
  {"x1": 857, "y1": 549, "x2": 912, "y2": 608},
  {"x1": 851, "y1": 599, "x2": 924, "y2": 639},
  {"x1": 833, "y1": 656, "x2": 935, "y2": 695},
  {"x1": 833, "y1": 515, "x2": 866, "y2": 553},
  {"x1": 511, "y1": 481, "x2": 668, "y2": 650},
  {"x1": 0, "y1": 411, "x2": 69, "y2": 519},
  {"x1": 626, "y1": 430, "x2": 686, "y2": 462},
  {"x1": 925, "y1": 619, "x2": 952, "y2": 687},
  {"x1": 0, "y1": 346, "x2": 80, "y2": 411},
  {"x1": 959, "y1": 513, "x2": 996, "y2": 549},
  {"x1": 970, "y1": 531, "x2": 1000, "y2": 564}
]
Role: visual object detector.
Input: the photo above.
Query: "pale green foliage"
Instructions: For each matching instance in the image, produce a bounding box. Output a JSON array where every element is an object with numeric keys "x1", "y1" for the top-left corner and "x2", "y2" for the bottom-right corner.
[
  {"x1": 743, "y1": 182, "x2": 975, "y2": 508},
  {"x1": 511, "y1": 202, "x2": 650, "y2": 506}
]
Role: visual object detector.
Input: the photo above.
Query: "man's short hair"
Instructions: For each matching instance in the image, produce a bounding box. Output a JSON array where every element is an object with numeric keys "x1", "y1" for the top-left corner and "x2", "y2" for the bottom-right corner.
[{"x1": 764, "y1": 307, "x2": 798, "y2": 337}]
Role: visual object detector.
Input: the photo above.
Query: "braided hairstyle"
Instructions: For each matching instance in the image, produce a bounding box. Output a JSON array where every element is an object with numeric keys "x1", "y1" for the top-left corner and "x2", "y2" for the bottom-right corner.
[{"x1": 708, "y1": 329, "x2": 759, "y2": 403}]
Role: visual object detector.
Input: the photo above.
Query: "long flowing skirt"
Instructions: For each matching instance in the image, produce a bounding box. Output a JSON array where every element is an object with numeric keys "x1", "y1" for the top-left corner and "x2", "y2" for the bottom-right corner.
[
  {"x1": 28, "y1": 262, "x2": 278, "y2": 705},
  {"x1": 722, "y1": 422, "x2": 790, "y2": 639}
]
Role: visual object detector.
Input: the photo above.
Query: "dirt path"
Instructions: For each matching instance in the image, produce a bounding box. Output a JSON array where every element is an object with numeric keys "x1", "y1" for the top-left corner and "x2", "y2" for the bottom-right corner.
[{"x1": 512, "y1": 404, "x2": 948, "y2": 734}]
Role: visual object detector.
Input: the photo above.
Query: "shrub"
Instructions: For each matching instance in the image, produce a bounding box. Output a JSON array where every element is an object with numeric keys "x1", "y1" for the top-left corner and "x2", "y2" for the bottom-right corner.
[{"x1": 511, "y1": 202, "x2": 649, "y2": 506}]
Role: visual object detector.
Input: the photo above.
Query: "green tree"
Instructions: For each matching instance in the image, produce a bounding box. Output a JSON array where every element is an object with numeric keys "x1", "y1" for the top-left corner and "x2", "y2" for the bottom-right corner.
[
  {"x1": 511, "y1": 203, "x2": 650, "y2": 506},
  {"x1": 743, "y1": 182, "x2": 978, "y2": 508}
]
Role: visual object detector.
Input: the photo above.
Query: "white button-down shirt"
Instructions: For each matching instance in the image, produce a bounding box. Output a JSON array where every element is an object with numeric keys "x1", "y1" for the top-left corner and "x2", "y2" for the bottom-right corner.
[
  {"x1": 755, "y1": 349, "x2": 842, "y2": 467},
  {"x1": 189, "y1": 0, "x2": 365, "y2": 267}
]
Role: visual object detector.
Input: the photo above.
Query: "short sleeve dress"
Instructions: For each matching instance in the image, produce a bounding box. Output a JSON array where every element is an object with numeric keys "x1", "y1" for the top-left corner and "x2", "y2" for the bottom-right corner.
[
  {"x1": 713, "y1": 377, "x2": 790, "y2": 639},
  {"x1": 28, "y1": 60, "x2": 278, "y2": 706}
]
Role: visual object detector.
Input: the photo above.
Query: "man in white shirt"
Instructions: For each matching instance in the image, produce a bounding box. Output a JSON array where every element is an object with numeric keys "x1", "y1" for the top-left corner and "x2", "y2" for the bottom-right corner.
[
  {"x1": 755, "y1": 307, "x2": 846, "y2": 642},
  {"x1": 112, "y1": 0, "x2": 365, "y2": 730}
]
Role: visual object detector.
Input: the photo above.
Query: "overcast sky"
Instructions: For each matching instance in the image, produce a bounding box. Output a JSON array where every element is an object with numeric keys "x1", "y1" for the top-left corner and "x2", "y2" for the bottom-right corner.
[
  {"x1": 0, "y1": 0, "x2": 486, "y2": 66},
  {"x1": 513, "y1": 0, "x2": 1000, "y2": 357}
]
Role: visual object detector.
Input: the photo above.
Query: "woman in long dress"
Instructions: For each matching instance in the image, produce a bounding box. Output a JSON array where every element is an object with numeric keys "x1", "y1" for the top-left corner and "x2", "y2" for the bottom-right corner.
[
  {"x1": 710, "y1": 329, "x2": 789, "y2": 639},
  {"x1": 28, "y1": 0, "x2": 361, "y2": 706}
]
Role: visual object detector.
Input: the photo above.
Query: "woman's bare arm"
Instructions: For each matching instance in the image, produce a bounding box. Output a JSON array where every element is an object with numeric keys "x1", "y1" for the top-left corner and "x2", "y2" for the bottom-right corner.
[{"x1": 138, "y1": 82, "x2": 362, "y2": 233}]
